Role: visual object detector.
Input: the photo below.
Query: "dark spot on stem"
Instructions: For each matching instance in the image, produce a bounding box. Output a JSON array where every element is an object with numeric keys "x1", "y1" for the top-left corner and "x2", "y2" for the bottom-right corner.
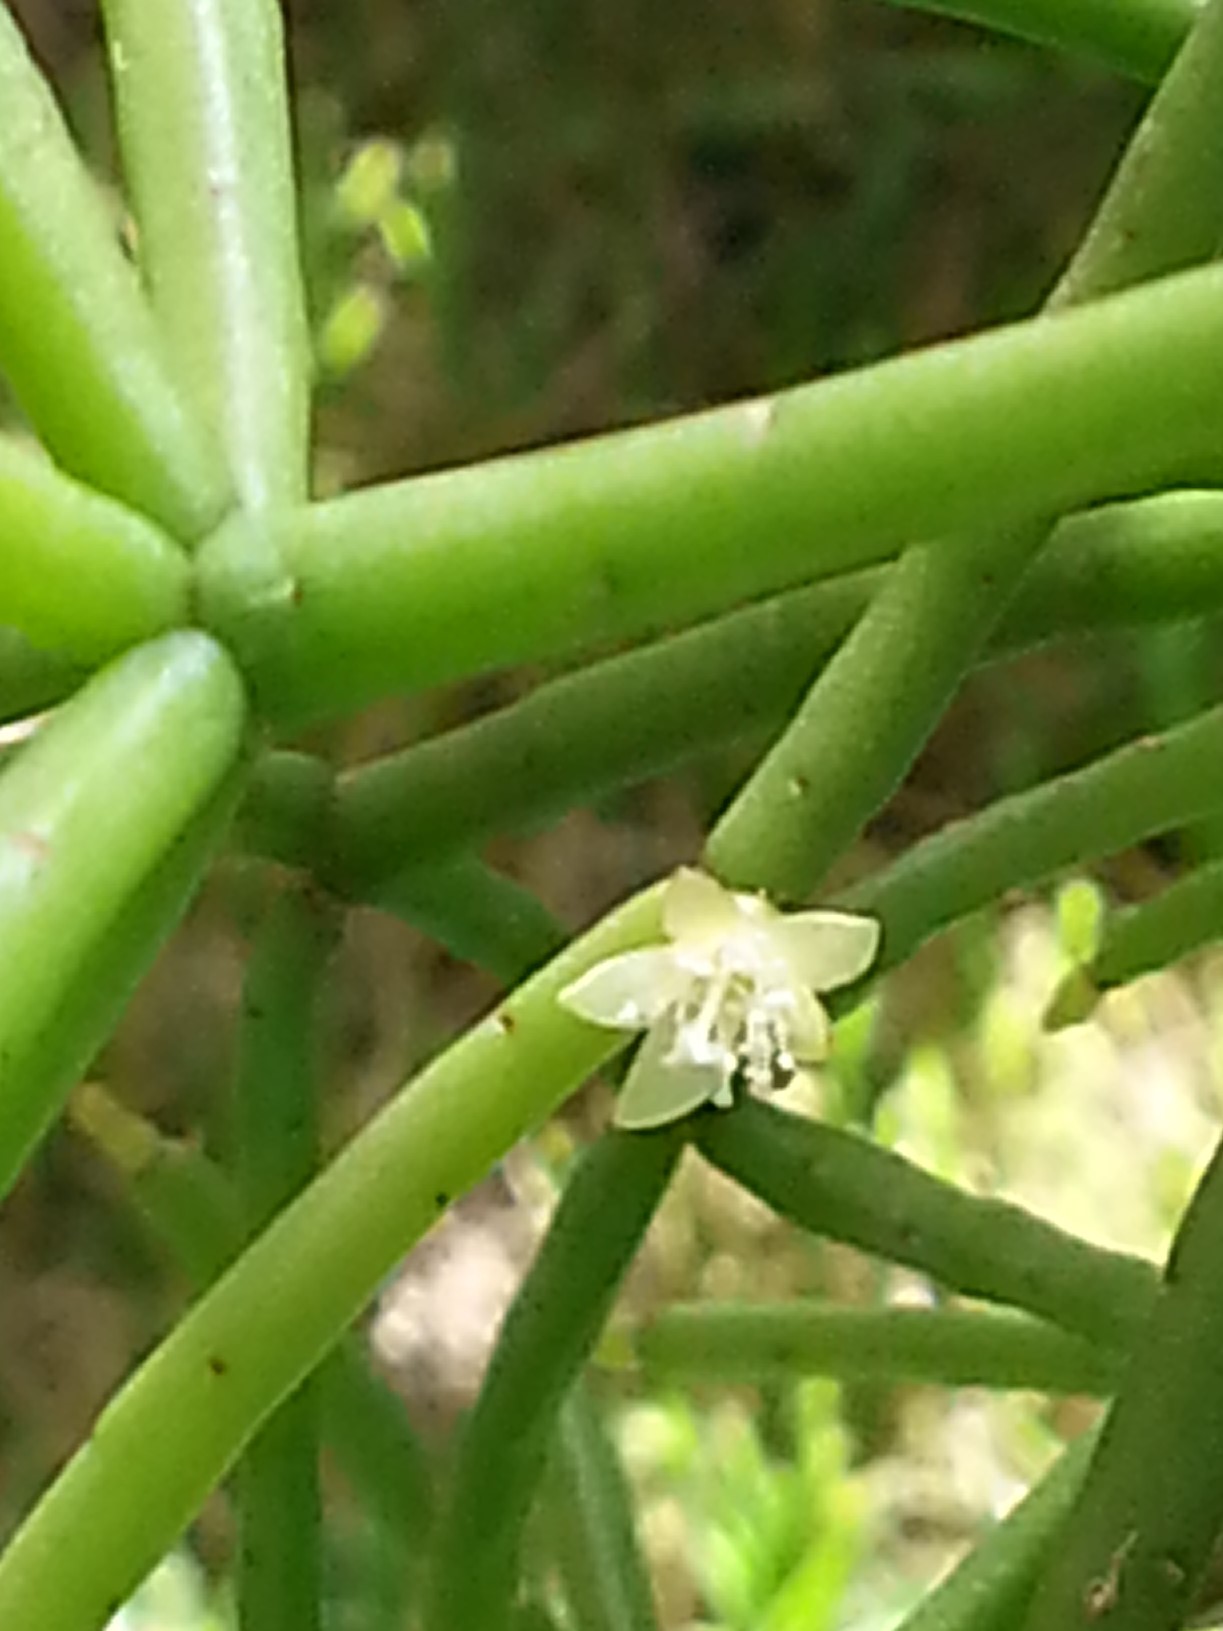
[
  {"x1": 434, "y1": 1191, "x2": 450, "y2": 1211},
  {"x1": 207, "y1": 1353, "x2": 228, "y2": 1377},
  {"x1": 495, "y1": 1009, "x2": 517, "y2": 1035}
]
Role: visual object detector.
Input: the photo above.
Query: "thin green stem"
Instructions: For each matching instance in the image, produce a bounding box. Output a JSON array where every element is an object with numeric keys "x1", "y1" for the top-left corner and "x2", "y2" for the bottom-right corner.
[
  {"x1": 231, "y1": 491, "x2": 1223, "y2": 892},
  {"x1": 704, "y1": 521, "x2": 1045, "y2": 898},
  {"x1": 0, "y1": 8, "x2": 228, "y2": 538},
  {"x1": 546, "y1": 1384, "x2": 660, "y2": 1631},
  {"x1": 0, "y1": 440, "x2": 189, "y2": 663},
  {"x1": 1048, "y1": 858, "x2": 1223, "y2": 1026},
  {"x1": 231, "y1": 749, "x2": 566, "y2": 981},
  {"x1": 877, "y1": 0, "x2": 1191, "y2": 83},
  {"x1": 895, "y1": 1431, "x2": 1098, "y2": 1631},
  {"x1": 634, "y1": 1303, "x2": 1120, "y2": 1394},
  {"x1": 841, "y1": 703, "x2": 1223, "y2": 983},
  {"x1": 424, "y1": 1129, "x2": 684, "y2": 1631},
  {"x1": 0, "y1": 883, "x2": 666, "y2": 1631},
  {"x1": 0, "y1": 632, "x2": 245, "y2": 1203},
  {"x1": 1021, "y1": 1129, "x2": 1223, "y2": 1630},
  {"x1": 370, "y1": 859, "x2": 568, "y2": 984},
  {"x1": 1048, "y1": 0, "x2": 1223, "y2": 309},
  {"x1": 695, "y1": 1101, "x2": 1157, "y2": 1347},
  {"x1": 232, "y1": 886, "x2": 337, "y2": 1631},
  {"x1": 198, "y1": 261, "x2": 1223, "y2": 727},
  {"x1": 233, "y1": 887, "x2": 337, "y2": 1238},
  {"x1": 102, "y1": 0, "x2": 312, "y2": 510},
  {"x1": 71, "y1": 1083, "x2": 244, "y2": 1284},
  {"x1": 707, "y1": 0, "x2": 1223, "y2": 899},
  {"x1": 326, "y1": 575, "x2": 880, "y2": 888}
]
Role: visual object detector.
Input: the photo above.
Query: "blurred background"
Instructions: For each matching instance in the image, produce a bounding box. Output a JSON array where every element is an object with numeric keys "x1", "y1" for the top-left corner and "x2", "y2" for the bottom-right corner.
[{"x1": 5, "y1": 2, "x2": 1223, "y2": 1626}]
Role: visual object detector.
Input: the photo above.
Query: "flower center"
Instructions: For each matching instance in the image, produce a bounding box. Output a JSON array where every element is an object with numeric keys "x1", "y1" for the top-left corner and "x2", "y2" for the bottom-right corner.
[{"x1": 667, "y1": 949, "x2": 797, "y2": 1098}]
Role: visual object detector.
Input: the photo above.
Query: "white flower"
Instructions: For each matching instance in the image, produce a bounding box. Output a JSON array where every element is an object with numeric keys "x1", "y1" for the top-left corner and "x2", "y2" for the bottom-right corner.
[{"x1": 559, "y1": 868, "x2": 880, "y2": 1130}]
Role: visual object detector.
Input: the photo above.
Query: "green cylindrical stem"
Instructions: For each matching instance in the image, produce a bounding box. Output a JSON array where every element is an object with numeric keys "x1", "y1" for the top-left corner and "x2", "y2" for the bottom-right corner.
[
  {"x1": 1022, "y1": 1131, "x2": 1223, "y2": 1630},
  {"x1": 198, "y1": 262, "x2": 1223, "y2": 726},
  {"x1": 0, "y1": 632, "x2": 246, "y2": 1202},
  {"x1": 233, "y1": 887, "x2": 336, "y2": 1631},
  {"x1": 71, "y1": 1085, "x2": 435, "y2": 1571},
  {"x1": 234, "y1": 886, "x2": 337, "y2": 1234},
  {"x1": 1050, "y1": 859, "x2": 1223, "y2": 1027},
  {"x1": 896, "y1": 1431, "x2": 1097, "y2": 1631},
  {"x1": 234, "y1": 748, "x2": 564, "y2": 982},
  {"x1": 1049, "y1": 0, "x2": 1223, "y2": 309},
  {"x1": 842, "y1": 704, "x2": 1223, "y2": 981},
  {"x1": 634, "y1": 1303, "x2": 1120, "y2": 1394},
  {"x1": 236, "y1": 750, "x2": 336, "y2": 873},
  {"x1": 704, "y1": 521, "x2": 1044, "y2": 898},
  {"x1": 0, "y1": 629, "x2": 84, "y2": 727},
  {"x1": 547, "y1": 1385, "x2": 660, "y2": 1631},
  {"x1": 0, "y1": 440, "x2": 190, "y2": 663},
  {"x1": 102, "y1": 0, "x2": 312, "y2": 510},
  {"x1": 328, "y1": 575, "x2": 875, "y2": 887},
  {"x1": 72, "y1": 1082, "x2": 243, "y2": 1284},
  {"x1": 370, "y1": 859, "x2": 568, "y2": 985},
  {"x1": 708, "y1": 2, "x2": 1223, "y2": 900},
  {"x1": 0, "y1": 8, "x2": 228, "y2": 538},
  {"x1": 999, "y1": 491, "x2": 1223, "y2": 648},
  {"x1": 696, "y1": 1101, "x2": 1157, "y2": 1348},
  {"x1": 235, "y1": 492, "x2": 1223, "y2": 893},
  {"x1": 424, "y1": 1129, "x2": 684, "y2": 1631},
  {"x1": 879, "y1": 0, "x2": 1189, "y2": 82},
  {"x1": 0, "y1": 884, "x2": 666, "y2": 1631}
]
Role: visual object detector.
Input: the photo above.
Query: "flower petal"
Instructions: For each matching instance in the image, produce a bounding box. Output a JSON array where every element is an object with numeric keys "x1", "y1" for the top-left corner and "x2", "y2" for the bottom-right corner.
[
  {"x1": 614, "y1": 1016, "x2": 723, "y2": 1130},
  {"x1": 772, "y1": 911, "x2": 880, "y2": 992},
  {"x1": 787, "y1": 988, "x2": 831, "y2": 1062},
  {"x1": 662, "y1": 868, "x2": 744, "y2": 948},
  {"x1": 558, "y1": 948, "x2": 688, "y2": 1030}
]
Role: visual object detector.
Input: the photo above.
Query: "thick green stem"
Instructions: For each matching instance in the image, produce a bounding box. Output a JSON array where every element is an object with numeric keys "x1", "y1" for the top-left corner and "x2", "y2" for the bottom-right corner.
[
  {"x1": 70, "y1": 1084, "x2": 435, "y2": 1583},
  {"x1": 696, "y1": 1101, "x2": 1157, "y2": 1347},
  {"x1": 231, "y1": 491, "x2": 1223, "y2": 891},
  {"x1": 0, "y1": 441, "x2": 189, "y2": 663},
  {"x1": 198, "y1": 262, "x2": 1223, "y2": 726},
  {"x1": 1048, "y1": 858, "x2": 1223, "y2": 1026},
  {"x1": 841, "y1": 703, "x2": 1223, "y2": 982},
  {"x1": 0, "y1": 8, "x2": 228, "y2": 538},
  {"x1": 0, "y1": 632, "x2": 246, "y2": 1203},
  {"x1": 634, "y1": 1303, "x2": 1120, "y2": 1394},
  {"x1": 706, "y1": 0, "x2": 1223, "y2": 899},
  {"x1": 424, "y1": 1129, "x2": 684, "y2": 1631},
  {"x1": 0, "y1": 884, "x2": 665, "y2": 1631},
  {"x1": 102, "y1": 0, "x2": 312, "y2": 510},
  {"x1": 0, "y1": 629, "x2": 85, "y2": 727},
  {"x1": 878, "y1": 0, "x2": 1191, "y2": 83},
  {"x1": 1022, "y1": 1130, "x2": 1223, "y2": 1630},
  {"x1": 232, "y1": 887, "x2": 337, "y2": 1631}
]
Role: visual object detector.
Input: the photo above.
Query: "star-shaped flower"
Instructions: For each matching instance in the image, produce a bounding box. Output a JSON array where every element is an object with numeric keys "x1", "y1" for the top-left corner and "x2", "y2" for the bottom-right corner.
[{"x1": 559, "y1": 868, "x2": 880, "y2": 1130}]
